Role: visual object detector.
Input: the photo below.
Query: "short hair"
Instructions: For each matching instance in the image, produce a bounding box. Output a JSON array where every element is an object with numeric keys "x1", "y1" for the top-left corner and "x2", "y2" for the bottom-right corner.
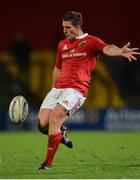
[{"x1": 62, "y1": 11, "x2": 83, "y2": 28}]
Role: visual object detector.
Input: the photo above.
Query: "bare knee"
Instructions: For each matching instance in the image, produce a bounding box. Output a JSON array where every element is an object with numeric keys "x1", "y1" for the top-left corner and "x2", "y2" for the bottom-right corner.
[
  {"x1": 50, "y1": 108, "x2": 67, "y2": 124},
  {"x1": 37, "y1": 108, "x2": 51, "y2": 134},
  {"x1": 51, "y1": 104, "x2": 68, "y2": 120},
  {"x1": 49, "y1": 105, "x2": 68, "y2": 135},
  {"x1": 37, "y1": 119, "x2": 49, "y2": 135}
]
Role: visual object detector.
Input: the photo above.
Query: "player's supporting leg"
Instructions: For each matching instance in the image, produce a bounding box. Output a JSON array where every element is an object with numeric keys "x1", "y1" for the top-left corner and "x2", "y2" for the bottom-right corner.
[
  {"x1": 38, "y1": 108, "x2": 73, "y2": 148},
  {"x1": 38, "y1": 122, "x2": 73, "y2": 148},
  {"x1": 39, "y1": 104, "x2": 69, "y2": 169}
]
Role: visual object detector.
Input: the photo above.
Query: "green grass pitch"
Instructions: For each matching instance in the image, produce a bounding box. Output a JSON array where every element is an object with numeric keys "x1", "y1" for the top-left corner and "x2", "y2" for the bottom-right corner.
[{"x1": 1, "y1": 131, "x2": 140, "y2": 178}]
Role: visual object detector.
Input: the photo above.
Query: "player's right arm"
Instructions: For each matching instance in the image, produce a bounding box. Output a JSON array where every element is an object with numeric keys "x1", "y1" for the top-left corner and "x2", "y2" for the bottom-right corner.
[
  {"x1": 52, "y1": 67, "x2": 61, "y2": 87},
  {"x1": 52, "y1": 42, "x2": 62, "y2": 88},
  {"x1": 103, "y1": 42, "x2": 140, "y2": 62}
]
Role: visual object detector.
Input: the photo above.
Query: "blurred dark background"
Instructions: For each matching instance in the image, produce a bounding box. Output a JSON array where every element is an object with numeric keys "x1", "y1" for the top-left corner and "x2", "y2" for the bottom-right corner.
[
  {"x1": 0, "y1": 0, "x2": 140, "y2": 131},
  {"x1": 0, "y1": 0, "x2": 140, "y2": 50}
]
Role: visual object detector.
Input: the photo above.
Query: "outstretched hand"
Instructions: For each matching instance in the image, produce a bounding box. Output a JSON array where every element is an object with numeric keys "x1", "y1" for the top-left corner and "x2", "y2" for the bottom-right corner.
[{"x1": 121, "y1": 42, "x2": 140, "y2": 62}]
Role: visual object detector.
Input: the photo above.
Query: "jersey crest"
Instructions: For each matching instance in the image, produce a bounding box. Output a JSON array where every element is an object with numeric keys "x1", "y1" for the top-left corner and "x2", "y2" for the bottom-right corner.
[{"x1": 79, "y1": 40, "x2": 87, "y2": 47}]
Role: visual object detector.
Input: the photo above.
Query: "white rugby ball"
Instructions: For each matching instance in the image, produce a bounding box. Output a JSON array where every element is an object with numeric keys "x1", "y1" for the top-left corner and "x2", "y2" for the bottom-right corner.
[{"x1": 9, "y1": 95, "x2": 29, "y2": 123}]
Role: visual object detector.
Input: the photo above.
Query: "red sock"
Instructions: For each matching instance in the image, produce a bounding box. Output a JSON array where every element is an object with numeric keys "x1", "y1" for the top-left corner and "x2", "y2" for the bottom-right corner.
[{"x1": 45, "y1": 132, "x2": 62, "y2": 166}]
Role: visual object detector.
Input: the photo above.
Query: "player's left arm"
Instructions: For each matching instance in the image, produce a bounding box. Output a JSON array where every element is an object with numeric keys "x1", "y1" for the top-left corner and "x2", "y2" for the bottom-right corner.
[
  {"x1": 103, "y1": 42, "x2": 140, "y2": 62},
  {"x1": 52, "y1": 66, "x2": 61, "y2": 88}
]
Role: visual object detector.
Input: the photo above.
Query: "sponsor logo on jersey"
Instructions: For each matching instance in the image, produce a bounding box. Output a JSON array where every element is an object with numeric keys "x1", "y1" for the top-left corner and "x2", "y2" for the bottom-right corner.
[
  {"x1": 70, "y1": 49, "x2": 75, "y2": 53},
  {"x1": 79, "y1": 40, "x2": 87, "y2": 47},
  {"x1": 62, "y1": 52, "x2": 86, "y2": 59}
]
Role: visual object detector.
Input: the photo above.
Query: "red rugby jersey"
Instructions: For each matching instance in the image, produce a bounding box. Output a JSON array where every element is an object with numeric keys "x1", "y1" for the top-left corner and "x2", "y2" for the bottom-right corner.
[{"x1": 54, "y1": 33, "x2": 108, "y2": 96}]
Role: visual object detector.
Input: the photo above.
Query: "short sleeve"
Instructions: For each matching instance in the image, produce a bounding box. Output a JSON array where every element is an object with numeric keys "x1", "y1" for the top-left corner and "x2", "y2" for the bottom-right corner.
[
  {"x1": 91, "y1": 36, "x2": 108, "y2": 53},
  {"x1": 55, "y1": 45, "x2": 62, "y2": 69},
  {"x1": 92, "y1": 37, "x2": 108, "y2": 53}
]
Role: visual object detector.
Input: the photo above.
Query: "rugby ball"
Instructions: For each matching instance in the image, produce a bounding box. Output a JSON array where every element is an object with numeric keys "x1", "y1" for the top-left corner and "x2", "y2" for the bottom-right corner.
[{"x1": 9, "y1": 95, "x2": 29, "y2": 123}]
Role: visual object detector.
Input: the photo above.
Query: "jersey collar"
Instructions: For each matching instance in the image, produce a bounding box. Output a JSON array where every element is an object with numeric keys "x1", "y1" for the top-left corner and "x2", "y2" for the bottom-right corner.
[{"x1": 76, "y1": 33, "x2": 88, "y2": 39}]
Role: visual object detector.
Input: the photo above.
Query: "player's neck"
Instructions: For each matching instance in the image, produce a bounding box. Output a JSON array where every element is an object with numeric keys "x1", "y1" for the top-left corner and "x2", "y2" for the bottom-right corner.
[
  {"x1": 68, "y1": 30, "x2": 84, "y2": 42},
  {"x1": 76, "y1": 30, "x2": 84, "y2": 38}
]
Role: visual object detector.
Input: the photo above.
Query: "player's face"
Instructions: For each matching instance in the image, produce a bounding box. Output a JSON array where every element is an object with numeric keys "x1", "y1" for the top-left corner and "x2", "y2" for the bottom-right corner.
[{"x1": 62, "y1": 21, "x2": 79, "y2": 41}]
